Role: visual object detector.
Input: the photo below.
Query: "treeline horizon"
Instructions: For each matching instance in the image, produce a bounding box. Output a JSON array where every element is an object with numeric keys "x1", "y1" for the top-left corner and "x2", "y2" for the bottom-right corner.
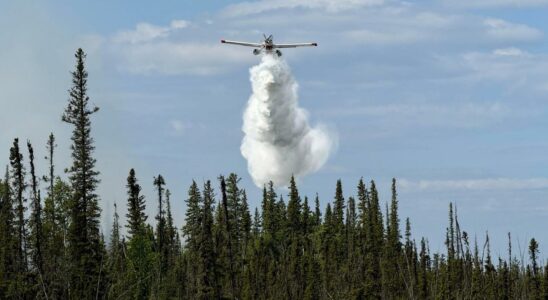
[{"x1": 1, "y1": 48, "x2": 548, "y2": 299}]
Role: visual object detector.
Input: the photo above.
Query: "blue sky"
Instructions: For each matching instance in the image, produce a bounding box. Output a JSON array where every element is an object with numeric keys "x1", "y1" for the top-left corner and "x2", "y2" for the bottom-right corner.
[{"x1": 2, "y1": 0, "x2": 548, "y2": 256}]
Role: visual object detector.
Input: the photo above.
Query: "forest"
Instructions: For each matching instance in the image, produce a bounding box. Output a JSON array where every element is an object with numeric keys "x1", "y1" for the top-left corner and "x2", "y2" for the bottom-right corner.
[{"x1": 1, "y1": 49, "x2": 548, "y2": 300}]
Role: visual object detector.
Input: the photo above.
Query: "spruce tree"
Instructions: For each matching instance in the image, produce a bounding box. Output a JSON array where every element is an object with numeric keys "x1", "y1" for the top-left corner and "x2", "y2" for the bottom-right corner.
[
  {"x1": 183, "y1": 181, "x2": 202, "y2": 253},
  {"x1": 418, "y1": 237, "x2": 429, "y2": 299},
  {"x1": 10, "y1": 138, "x2": 28, "y2": 277},
  {"x1": 62, "y1": 48, "x2": 104, "y2": 298},
  {"x1": 125, "y1": 171, "x2": 153, "y2": 300},
  {"x1": 126, "y1": 169, "x2": 147, "y2": 238},
  {"x1": 529, "y1": 238, "x2": 540, "y2": 298},
  {"x1": 286, "y1": 176, "x2": 304, "y2": 298},
  {"x1": 287, "y1": 175, "x2": 302, "y2": 234},
  {"x1": 27, "y1": 141, "x2": 44, "y2": 277},
  {"x1": 217, "y1": 176, "x2": 238, "y2": 298},
  {"x1": 0, "y1": 167, "x2": 17, "y2": 297},
  {"x1": 165, "y1": 189, "x2": 176, "y2": 263},
  {"x1": 198, "y1": 180, "x2": 218, "y2": 299},
  {"x1": 107, "y1": 203, "x2": 126, "y2": 298},
  {"x1": 153, "y1": 174, "x2": 168, "y2": 292},
  {"x1": 41, "y1": 133, "x2": 65, "y2": 298},
  {"x1": 383, "y1": 178, "x2": 402, "y2": 297},
  {"x1": 302, "y1": 196, "x2": 311, "y2": 235},
  {"x1": 365, "y1": 180, "x2": 383, "y2": 298},
  {"x1": 333, "y1": 179, "x2": 345, "y2": 232},
  {"x1": 314, "y1": 193, "x2": 321, "y2": 226},
  {"x1": 240, "y1": 190, "x2": 252, "y2": 254}
]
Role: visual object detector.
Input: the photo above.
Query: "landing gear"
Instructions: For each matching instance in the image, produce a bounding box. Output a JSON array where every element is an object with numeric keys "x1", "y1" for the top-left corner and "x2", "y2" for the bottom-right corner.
[
  {"x1": 253, "y1": 49, "x2": 261, "y2": 55},
  {"x1": 275, "y1": 50, "x2": 282, "y2": 57}
]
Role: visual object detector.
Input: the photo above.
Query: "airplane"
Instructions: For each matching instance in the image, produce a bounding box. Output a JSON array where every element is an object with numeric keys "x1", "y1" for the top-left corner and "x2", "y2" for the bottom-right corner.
[{"x1": 221, "y1": 34, "x2": 317, "y2": 57}]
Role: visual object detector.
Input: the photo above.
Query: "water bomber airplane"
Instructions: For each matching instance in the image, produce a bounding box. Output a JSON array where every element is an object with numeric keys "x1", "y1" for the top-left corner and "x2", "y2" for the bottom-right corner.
[{"x1": 221, "y1": 34, "x2": 317, "y2": 57}]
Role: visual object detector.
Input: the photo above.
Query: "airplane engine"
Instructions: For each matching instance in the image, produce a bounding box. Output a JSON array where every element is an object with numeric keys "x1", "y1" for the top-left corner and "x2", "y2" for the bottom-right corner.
[
  {"x1": 275, "y1": 50, "x2": 282, "y2": 57},
  {"x1": 253, "y1": 49, "x2": 261, "y2": 55}
]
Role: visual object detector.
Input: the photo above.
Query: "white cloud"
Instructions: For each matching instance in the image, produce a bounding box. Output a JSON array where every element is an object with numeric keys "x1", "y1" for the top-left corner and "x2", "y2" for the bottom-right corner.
[
  {"x1": 399, "y1": 178, "x2": 548, "y2": 191},
  {"x1": 107, "y1": 18, "x2": 254, "y2": 75},
  {"x1": 170, "y1": 119, "x2": 191, "y2": 135},
  {"x1": 444, "y1": 0, "x2": 548, "y2": 8},
  {"x1": 484, "y1": 18, "x2": 542, "y2": 41},
  {"x1": 222, "y1": 0, "x2": 384, "y2": 17},
  {"x1": 170, "y1": 20, "x2": 189, "y2": 29},
  {"x1": 493, "y1": 47, "x2": 528, "y2": 57},
  {"x1": 323, "y1": 102, "x2": 511, "y2": 129},
  {"x1": 111, "y1": 41, "x2": 253, "y2": 75},
  {"x1": 112, "y1": 20, "x2": 188, "y2": 44},
  {"x1": 343, "y1": 28, "x2": 425, "y2": 45},
  {"x1": 460, "y1": 49, "x2": 548, "y2": 84},
  {"x1": 100, "y1": 4, "x2": 546, "y2": 82}
]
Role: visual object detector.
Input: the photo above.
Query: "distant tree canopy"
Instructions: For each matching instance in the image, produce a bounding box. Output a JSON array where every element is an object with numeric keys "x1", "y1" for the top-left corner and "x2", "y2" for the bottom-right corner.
[{"x1": 1, "y1": 48, "x2": 547, "y2": 299}]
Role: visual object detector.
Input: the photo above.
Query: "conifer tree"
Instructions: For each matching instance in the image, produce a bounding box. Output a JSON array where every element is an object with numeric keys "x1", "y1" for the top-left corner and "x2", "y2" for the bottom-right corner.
[
  {"x1": 542, "y1": 263, "x2": 548, "y2": 299},
  {"x1": 43, "y1": 134, "x2": 56, "y2": 208},
  {"x1": 183, "y1": 181, "x2": 201, "y2": 253},
  {"x1": 10, "y1": 138, "x2": 28, "y2": 277},
  {"x1": 27, "y1": 142, "x2": 44, "y2": 276},
  {"x1": 529, "y1": 238, "x2": 540, "y2": 298},
  {"x1": 198, "y1": 180, "x2": 218, "y2": 299},
  {"x1": 287, "y1": 176, "x2": 302, "y2": 234},
  {"x1": 126, "y1": 169, "x2": 147, "y2": 238},
  {"x1": 41, "y1": 133, "x2": 66, "y2": 298},
  {"x1": 153, "y1": 174, "x2": 168, "y2": 291},
  {"x1": 314, "y1": 193, "x2": 321, "y2": 226},
  {"x1": 165, "y1": 189, "x2": 176, "y2": 263},
  {"x1": 0, "y1": 167, "x2": 17, "y2": 297},
  {"x1": 219, "y1": 175, "x2": 238, "y2": 298},
  {"x1": 418, "y1": 238, "x2": 430, "y2": 299},
  {"x1": 333, "y1": 179, "x2": 345, "y2": 232},
  {"x1": 182, "y1": 180, "x2": 201, "y2": 297},
  {"x1": 240, "y1": 190, "x2": 252, "y2": 254},
  {"x1": 383, "y1": 178, "x2": 402, "y2": 297},
  {"x1": 40, "y1": 133, "x2": 63, "y2": 297},
  {"x1": 62, "y1": 48, "x2": 104, "y2": 297},
  {"x1": 252, "y1": 207, "x2": 261, "y2": 236},
  {"x1": 225, "y1": 173, "x2": 243, "y2": 275},
  {"x1": 107, "y1": 203, "x2": 126, "y2": 298},
  {"x1": 365, "y1": 180, "x2": 383, "y2": 298},
  {"x1": 302, "y1": 196, "x2": 311, "y2": 235},
  {"x1": 125, "y1": 171, "x2": 152, "y2": 299}
]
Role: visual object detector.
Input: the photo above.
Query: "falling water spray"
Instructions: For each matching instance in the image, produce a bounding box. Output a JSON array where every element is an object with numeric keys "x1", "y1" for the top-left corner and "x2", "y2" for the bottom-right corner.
[{"x1": 241, "y1": 55, "x2": 336, "y2": 187}]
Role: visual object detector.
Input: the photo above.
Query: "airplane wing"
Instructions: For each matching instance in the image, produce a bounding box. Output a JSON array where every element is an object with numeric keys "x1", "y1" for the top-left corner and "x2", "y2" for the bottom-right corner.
[
  {"x1": 273, "y1": 43, "x2": 318, "y2": 48},
  {"x1": 221, "y1": 40, "x2": 262, "y2": 47}
]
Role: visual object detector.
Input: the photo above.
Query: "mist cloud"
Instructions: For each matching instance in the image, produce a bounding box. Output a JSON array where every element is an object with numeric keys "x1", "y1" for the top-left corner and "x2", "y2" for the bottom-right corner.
[{"x1": 241, "y1": 55, "x2": 336, "y2": 187}]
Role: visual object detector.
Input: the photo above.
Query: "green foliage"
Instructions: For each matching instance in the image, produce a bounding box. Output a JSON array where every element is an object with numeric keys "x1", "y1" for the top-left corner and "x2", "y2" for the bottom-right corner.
[
  {"x1": 62, "y1": 48, "x2": 106, "y2": 298},
  {"x1": 126, "y1": 169, "x2": 147, "y2": 238}
]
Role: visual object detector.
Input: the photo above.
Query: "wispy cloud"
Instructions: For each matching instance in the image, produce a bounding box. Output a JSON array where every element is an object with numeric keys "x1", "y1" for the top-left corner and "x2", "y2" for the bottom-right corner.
[
  {"x1": 106, "y1": 19, "x2": 254, "y2": 75},
  {"x1": 493, "y1": 47, "x2": 529, "y2": 57},
  {"x1": 321, "y1": 102, "x2": 511, "y2": 129},
  {"x1": 460, "y1": 49, "x2": 548, "y2": 88},
  {"x1": 443, "y1": 0, "x2": 548, "y2": 8},
  {"x1": 99, "y1": 2, "x2": 545, "y2": 78},
  {"x1": 112, "y1": 20, "x2": 189, "y2": 44},
  {"x1": 400, "y1": 178, "x2": 548, "y2": 191},
  {"x1": 484, "y1": 18, "x2": 542, "y2": 41},
  {"x1": 111, "y1": 41, "x2": 252, "y2": 75},
  {"x1": 222, "y1": 0, "x2": 384, "y2": 17},
  {"x1": 169, "y1": 119, "x2": 192, "y2": 136}
]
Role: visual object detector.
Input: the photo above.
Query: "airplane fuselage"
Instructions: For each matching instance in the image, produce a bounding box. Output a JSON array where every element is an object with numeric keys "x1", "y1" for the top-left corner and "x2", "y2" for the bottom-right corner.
[{"x1": 221, "y1": 34, "x2": 317, "y2": 57}]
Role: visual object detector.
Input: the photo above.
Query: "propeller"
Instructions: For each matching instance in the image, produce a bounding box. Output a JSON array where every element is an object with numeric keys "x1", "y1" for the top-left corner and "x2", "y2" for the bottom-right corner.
[{"x1": 263, "y1": 34, "x2": 273, "y2": 43}]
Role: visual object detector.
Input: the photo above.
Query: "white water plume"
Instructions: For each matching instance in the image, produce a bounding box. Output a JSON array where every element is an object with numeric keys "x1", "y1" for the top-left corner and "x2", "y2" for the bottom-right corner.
[{"x1": 241, "y1": 55, "x2": 336, "y2": 188}]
